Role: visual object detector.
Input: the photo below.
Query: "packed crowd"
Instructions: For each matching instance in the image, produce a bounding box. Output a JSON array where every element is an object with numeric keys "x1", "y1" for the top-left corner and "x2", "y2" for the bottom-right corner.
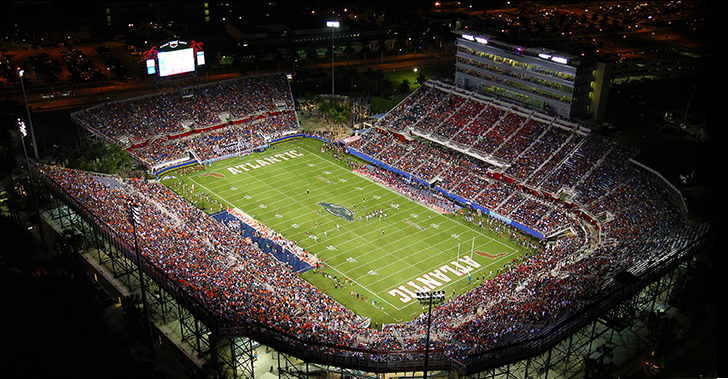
[
  {"x1": 71, "y1": 74, "x2": 298, "y2": 169},
  {"x1": 42, "y1": 77, "x2": 710, "y2": 367},
  {"x1": 450, "y1": 104, "x2": 507, "y2": 148},
  {"x1": 350, "y1": 81, "x2": 644, "y2": 237},
  {"x1": 353, "y1": 164, "x2": 459, "y2": 214},
  {"x1": 433, "y1": 97, "x2": 484, "y2": 140},
  {"x1": 39, "y1": 165, "x2": 375, "y2": 354},
  {"x1": 39, "y1": 121, "x2": 705, "y2": 364}
]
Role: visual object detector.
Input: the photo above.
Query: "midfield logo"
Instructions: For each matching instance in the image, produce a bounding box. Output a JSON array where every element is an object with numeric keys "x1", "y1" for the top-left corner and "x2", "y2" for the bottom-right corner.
[{"x1": 319, "y1": 202, "x2": 355, "y2": 222}]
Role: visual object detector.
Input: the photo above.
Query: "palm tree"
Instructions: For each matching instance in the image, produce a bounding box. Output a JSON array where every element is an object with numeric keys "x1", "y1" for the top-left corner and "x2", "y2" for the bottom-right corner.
[
  {"x1": 341, "y1": 67, "x2": 357, "y2": 93},
  {"x1": 361, "y1": 68, "x2": 386, "y2": 96},
  {"x1": 398, "y1": 79, "x2": 411, "y2": 94},
  {"x1": 317, "y1": 99, "x2": 332, "y2": 119},
  {"x1": 334, "y1": 106, "x2": 351, "y2": 127},
  {"x1": 270, "y1": 49, "x2": 285, "y2": 72},
  {"x1": 305, "y1": 46, "x2": 319, "y2": 61},
  {"x1": 359, "y1": 45, "x2": 371, "y2": 61},
  {"x1": 416, "y1": 72, "x2": 428, "y2": 86},
  {"x1": 343, "y1": 44, "x2": 355, "y2": 65},
  {"x1": 284, "y1": 48, "x2": 301, "y2": 71}
]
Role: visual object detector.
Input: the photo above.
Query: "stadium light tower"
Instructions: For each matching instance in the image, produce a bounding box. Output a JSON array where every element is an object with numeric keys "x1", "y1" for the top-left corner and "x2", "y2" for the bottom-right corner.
[
  {"x1": 18, "y1": 69, "x2": 39, "y2": 160},
  {"x1": 327, "y1": 20, "x2": 339, "y2": 96},
  {"x1": 127, "y1": 200, "x2": 156, "y2": 360},
  {"x1": 417, "y1": 290, "x2": 445, "y2": 379}
]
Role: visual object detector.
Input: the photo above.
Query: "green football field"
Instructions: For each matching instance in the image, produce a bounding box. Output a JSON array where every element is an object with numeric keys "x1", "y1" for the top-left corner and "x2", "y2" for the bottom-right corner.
[{"x1": 160, "y1": 138, "x2": 526, "y2": 326}]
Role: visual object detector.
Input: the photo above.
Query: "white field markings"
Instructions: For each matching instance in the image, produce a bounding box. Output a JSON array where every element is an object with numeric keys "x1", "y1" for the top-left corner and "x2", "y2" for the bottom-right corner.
[
  {"x1": 339, "y1": 217, "x2": 514, "y2": 313},
  {"x1": 208, "y1": 160, "x2": 512, "y2": 272},
  {"x1": 342, "y1": 212, "x2": 461, "y2": 273},
  {"x1": 358, "y1": 221, "x2": 518, "y2": 312},
  {"x1": 286, "y1": 147, "x2": 445, "y2": 309},
  {"x1": 219, "y1": 154, "x2": 362, "y2": 211},
  {"x1": 299, "y1": 147, "x2": 520, "y2": 312},
  {"x1": 332, "y1": 171, "x2": 493, "y2": 273},
  {"x1": 189, "y1": 151, "x2": 373, "y2": 249},
  {"x1": 194, "y1": 151, "x2": 334, "y2": 209},
  {"x1": 260, "y1": 155, "x2": 387, "y2": 235},
  {"x1": 317, "y1": 185, "x2": 521, "y2": 311},
  {"x1": 191, "y1": 163, "x2": 294, "y2": 214},
  {"x1": 189, "y1": 155, "x2": 333, "y2": 236},
  {"x1": 202, "y1": 157, "x2": 311, "y2": 202},
  {"x1": 205, "y1": 148, "x2": 425, "y2": 311},
  {"x1": 227, "y1": 162, "x2": 320, "y2": 208},
  {"x1": 301, "y1": 148, "x2": 522, "y2": 287},
  {"x1": 189, "y1": 145, "x2": 520, "y2": 313},
  {"x1": 184, "y1": 150, "x2": 403, "y2": 304}
]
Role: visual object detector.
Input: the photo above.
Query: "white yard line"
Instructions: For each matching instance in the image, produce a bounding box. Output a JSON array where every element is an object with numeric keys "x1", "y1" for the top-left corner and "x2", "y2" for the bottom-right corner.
[{"x1": 187, "y1": 143, "x2": 525, "y2": 314}]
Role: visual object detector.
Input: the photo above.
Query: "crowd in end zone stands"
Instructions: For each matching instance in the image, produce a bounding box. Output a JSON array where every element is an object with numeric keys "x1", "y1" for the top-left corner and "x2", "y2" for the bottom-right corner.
[
  {"x1": 72, "y1": 74, "x2": 298, "y2": 168},
  {"x1": 46, "y1": 76, "x2": 709, "y2": 364}
]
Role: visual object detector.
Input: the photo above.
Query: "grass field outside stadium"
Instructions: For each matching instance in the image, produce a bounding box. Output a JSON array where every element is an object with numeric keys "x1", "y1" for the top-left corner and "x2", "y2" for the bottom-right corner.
[{"x1": 160, "y1": 137, "x2": 535, "y2": 327}]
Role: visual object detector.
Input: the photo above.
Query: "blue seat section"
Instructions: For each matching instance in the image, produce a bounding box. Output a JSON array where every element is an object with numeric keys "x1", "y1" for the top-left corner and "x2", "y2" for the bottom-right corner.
[{"x1": 210, "y1": 210, "x2": 314, "y2": 273}]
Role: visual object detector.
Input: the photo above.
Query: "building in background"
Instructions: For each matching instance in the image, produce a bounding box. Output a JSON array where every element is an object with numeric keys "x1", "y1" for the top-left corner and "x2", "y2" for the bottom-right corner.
[{"x1": 453, "y1": 30, "x2": 609, "y2": 124}]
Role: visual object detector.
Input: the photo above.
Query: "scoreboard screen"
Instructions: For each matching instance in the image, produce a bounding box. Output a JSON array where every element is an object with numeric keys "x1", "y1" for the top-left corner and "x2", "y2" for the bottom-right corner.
[{"x1": 157, "y1": 48, "x2": 196, "y2": 77}]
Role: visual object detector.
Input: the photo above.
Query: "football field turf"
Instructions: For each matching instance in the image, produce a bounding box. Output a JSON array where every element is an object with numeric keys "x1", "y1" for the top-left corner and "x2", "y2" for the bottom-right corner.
[{"x1": 161, "y1": 138, "x2": 525, "y2": 326}]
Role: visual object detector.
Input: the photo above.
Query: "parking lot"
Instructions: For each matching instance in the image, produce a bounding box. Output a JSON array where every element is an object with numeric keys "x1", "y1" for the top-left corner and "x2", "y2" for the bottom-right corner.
[{"x1": 2, "y1": 41, "x2": 158, "y2": 107}]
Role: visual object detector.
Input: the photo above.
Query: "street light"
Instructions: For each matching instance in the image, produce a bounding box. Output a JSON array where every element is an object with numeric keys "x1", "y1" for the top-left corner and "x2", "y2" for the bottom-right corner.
[
  {"x1": 17, "y1": 118, "x2": 46, "y2": 250},
  {"x1": 127, "y1": 200, "x2": 156, "y2": 360},
  {"x1": 327, "y1": 20, "x2": 340, "y2": 97},
  {"x1": 18, "y1": 69, "x2": 39, "y2": 160},
  {"x1": 416, "y1": 290, "x2": 445, "y2": 379}
]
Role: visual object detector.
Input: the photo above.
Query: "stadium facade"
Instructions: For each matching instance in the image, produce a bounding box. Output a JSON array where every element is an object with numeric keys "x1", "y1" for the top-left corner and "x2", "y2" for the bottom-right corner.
[
  {"x1": 36, "y1": 73, "x2": 714, "y2": 378},
  {"x1": 453, "y1": 30, "x2": 610, "y2": 124}
]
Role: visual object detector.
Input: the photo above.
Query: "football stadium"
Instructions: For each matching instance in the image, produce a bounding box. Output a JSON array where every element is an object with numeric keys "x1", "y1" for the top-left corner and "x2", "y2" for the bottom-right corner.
[{"x1": 35, "y1": 73, "x2": 712, "y2": 378}]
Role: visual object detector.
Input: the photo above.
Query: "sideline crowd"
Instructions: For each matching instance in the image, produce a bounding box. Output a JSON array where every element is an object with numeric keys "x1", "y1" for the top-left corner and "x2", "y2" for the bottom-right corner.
[{"x1": 43, "y1": 75, "x2": 709, "y2": 365}]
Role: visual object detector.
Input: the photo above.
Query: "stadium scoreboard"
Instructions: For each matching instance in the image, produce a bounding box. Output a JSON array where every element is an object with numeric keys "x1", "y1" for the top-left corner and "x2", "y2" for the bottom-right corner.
[{"x1": 145, "y1": 40, "x2": 205, "y2": 77}]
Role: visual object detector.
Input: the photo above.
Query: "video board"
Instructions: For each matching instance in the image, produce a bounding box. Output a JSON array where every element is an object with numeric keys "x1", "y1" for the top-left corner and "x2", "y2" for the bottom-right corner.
[
  {"x1": 158, "y1": 48, "x2": 196, "y2": 77},
  {"x1": 145, "y1": 40, "x2": 204, "y2": 78}
]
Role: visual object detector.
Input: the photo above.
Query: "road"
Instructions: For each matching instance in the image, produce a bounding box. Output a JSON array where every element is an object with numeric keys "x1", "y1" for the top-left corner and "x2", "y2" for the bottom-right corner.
[{"x1": 4, "y1": 40, "x2": 454, "y2": 113}]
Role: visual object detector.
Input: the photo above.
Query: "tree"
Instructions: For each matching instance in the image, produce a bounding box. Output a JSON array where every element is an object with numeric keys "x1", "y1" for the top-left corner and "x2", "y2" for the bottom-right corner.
[
  {"x1": 316, "y1": 101, "x2": 352, "y2": 130},
  {"x1": 359, "y1": 44, "x2": 371, "y2": 61},
  {"x1": 305, "y1": 46, "x2": 319, "y2": 61},
  {"x1": 360, "y1": 68, "x2": 385, "y2": 96},
  {"x1": 57, "y1": 139, "x2": 132, "y2": 175},
  {"x1": 284, "y1": 48, "x2": 301, "y2": 71},
  {"x1": 269, "y1": 48, "x2": 286, "y2": 71},
  {"x1": 333, "y1": 107, "x2": 351, "y2": 127},
  {"x1": 398, "y1": 78, "x2": 411, "y2": 94},
  {"x1": 343, "y1": 44, "x2": 355, "y2": 64},
  {"x1": 317, "y1": 100, "x2": 333, "y2": 119}
]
